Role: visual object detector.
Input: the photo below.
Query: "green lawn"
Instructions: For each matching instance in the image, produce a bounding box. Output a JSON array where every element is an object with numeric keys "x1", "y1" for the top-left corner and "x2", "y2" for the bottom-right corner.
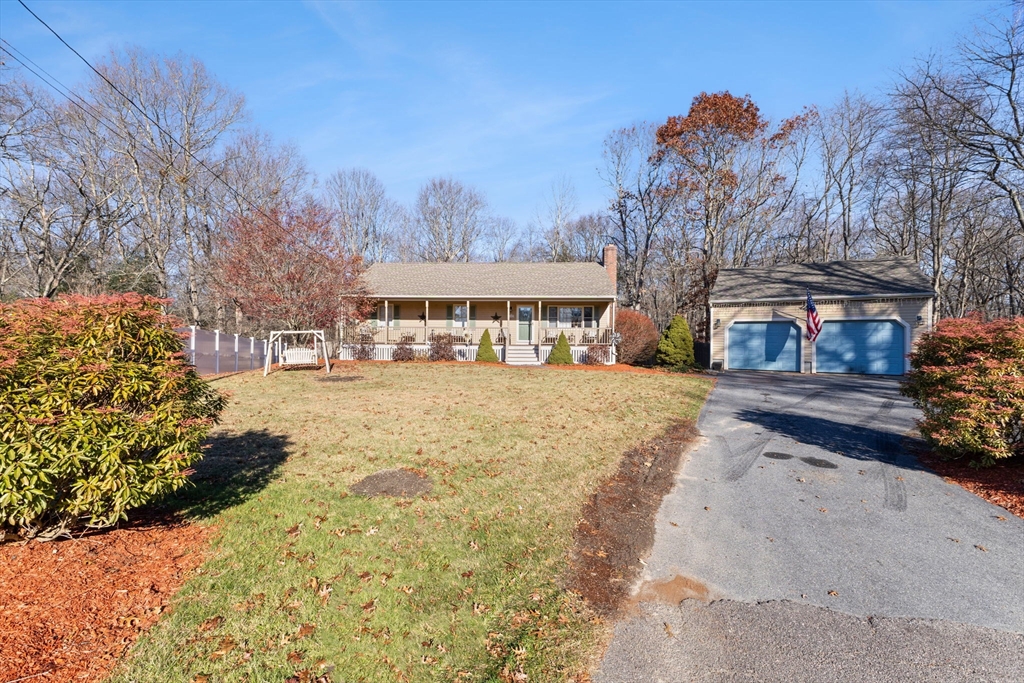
[{"x1": 110, "y1": 363, "x2": 710, "y2": 682}]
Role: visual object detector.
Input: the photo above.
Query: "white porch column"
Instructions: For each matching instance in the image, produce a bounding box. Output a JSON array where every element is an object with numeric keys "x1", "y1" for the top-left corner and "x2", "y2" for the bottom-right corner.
[
  {"x1": 424, "y1": 299, "x2": 429, "y2": 343},
  {"x1": 384, "y1": 299, "x2": 389, "y2": 343},
  {"x1": 537, "y1": 300, "x2": 541, "y2": 345}
]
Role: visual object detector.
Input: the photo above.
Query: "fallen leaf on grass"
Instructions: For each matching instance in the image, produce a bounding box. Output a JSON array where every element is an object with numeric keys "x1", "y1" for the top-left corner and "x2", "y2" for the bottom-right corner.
[
  {"x1": 297, "y1": 623, "x2": 316, "y2": 639},
  {"x1": 210, "y1": 636, "x2": 237, "y2": 660},
  {"x1": 287, "y1": 650, "x2": 304, "y2": 664},
  {"x1": 362, "y1": 599, "x2": 377, "y2": 614},
  {"x1": 286, "y1": 524, "x2": 301, "y2": 537},
  {"x1": 461, "y1": 571, "x2": 474, "y2": 579},
  {"x1": 199, "y1": 616, "x2": 224, "y2": 632},
  {"x1": 192, "y1": 676, "x2": 211, "y2": 683}
]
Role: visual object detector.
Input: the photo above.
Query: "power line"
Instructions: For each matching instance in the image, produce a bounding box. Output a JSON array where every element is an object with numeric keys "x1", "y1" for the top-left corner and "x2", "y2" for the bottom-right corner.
[{"x1": 15, "y1": 0, "x2": 287, "y2": 230}]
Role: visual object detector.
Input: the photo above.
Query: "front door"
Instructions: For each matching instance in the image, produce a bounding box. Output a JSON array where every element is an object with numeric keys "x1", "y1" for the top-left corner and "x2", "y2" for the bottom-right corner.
[{"x1": 517, "y1": 306, "x2": 533, "y2": 343}]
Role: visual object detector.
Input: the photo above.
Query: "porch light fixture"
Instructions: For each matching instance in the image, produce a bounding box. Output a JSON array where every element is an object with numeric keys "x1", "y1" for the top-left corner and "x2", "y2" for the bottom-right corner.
[
  {"x1": 714, "y1": 318, "x2": 721, "y2": 329},
  {"x1": 916, "y1": 315, "x2": 923, "y2": 326}
]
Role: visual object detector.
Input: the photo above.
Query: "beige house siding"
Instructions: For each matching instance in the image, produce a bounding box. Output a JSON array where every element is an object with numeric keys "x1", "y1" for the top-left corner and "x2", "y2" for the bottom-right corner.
[
  {"x1": 375, "y1": 300, "x2": 612, "y2": 332},
  {"x1": 709, "y1": 296, "x2": 932, "y2": 373}
]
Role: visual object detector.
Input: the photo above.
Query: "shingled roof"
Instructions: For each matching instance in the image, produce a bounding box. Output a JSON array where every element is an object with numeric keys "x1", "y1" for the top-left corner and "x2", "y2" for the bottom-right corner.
[
  {"x1": 365, "y1": 262, "x2": 616, "y2": 299},
  {"x1": 710, "y1": 258, "x2": 933, "y2": 303}
]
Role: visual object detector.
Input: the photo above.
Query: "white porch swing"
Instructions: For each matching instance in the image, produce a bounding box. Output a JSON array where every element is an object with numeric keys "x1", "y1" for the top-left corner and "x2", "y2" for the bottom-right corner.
[{"x1": 264, "y1": 330, "x2": 332, "y2": 376}]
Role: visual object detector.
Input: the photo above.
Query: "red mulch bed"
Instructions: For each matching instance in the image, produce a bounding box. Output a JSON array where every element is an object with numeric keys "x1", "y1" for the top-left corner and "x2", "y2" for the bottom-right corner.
[
  {"x1": 0, "y1": 513, "x2": 210, "y2": 683},
  {"x1": 331, "y1": 359, "x2": 702, "y2": 377},
  {"x1": 913, "y1": 447, "x2": 1024, "y2": 519}
]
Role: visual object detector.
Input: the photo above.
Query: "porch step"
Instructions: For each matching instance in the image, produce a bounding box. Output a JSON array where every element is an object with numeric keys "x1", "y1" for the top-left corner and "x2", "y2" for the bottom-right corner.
[{"x1": 505, "y1": 345, "x2": 541, "y2": 366}]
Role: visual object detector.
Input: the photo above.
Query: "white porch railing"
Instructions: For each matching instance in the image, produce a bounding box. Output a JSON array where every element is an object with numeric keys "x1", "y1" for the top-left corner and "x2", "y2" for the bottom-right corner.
[
  {"x1": 337, "y1": 344, "x2": 506, "y2": 362},
  {"x1": 341, "y1": 325, "x2": 612, "y2": 346}
]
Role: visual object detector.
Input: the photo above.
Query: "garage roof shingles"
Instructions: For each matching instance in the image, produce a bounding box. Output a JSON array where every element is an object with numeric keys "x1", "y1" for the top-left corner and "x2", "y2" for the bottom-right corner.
[
  {"x1": 710, "y1": 258, "x2": 933, "y2": 303},
  {"x1": 366, "y1": 262, "x2": 616, "y2": 299}
]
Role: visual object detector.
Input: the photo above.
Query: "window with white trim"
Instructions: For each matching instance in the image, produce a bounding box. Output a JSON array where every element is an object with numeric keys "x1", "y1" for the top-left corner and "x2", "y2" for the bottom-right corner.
[{"x1": 546, "y1": 306, "x2": 595, "y2": 328}]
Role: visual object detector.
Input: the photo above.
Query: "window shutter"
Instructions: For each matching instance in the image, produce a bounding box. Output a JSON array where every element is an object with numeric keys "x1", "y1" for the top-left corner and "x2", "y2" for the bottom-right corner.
[
  {"x1": 470, "y1": 306, "x2": 477, "y2": 328},
  {"x1": 393, "y1": 305, "x2": 401, "y2": 328},
  {"x1": 446, "y1": 305, "x2": 453, "y2": 328}
]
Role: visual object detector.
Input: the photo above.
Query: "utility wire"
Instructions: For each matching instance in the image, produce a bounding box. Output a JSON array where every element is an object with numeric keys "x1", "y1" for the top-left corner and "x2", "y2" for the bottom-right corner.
[{"x1": 16, "y1": 0, "x2": 290, "y2": 231}]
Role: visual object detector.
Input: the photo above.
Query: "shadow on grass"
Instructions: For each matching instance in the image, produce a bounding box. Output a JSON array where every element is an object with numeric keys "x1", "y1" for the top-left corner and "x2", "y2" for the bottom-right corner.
[
  {"x1": 734, "y1": 408, "x2": 928, "y2": 472},
  {"x1": 160, "y1": 429, "x2": 292, "y2": 520}
]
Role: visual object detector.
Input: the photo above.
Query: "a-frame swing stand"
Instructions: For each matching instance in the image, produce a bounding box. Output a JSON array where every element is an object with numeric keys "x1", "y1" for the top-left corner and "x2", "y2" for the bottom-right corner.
[{"x1": 264, "y1": 330, "x2": 331, "y2": 376}]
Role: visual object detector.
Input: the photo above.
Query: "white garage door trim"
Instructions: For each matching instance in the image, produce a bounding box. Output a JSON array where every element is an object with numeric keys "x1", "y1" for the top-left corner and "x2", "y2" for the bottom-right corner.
[{"x1": 811, "y1": 316, "x2": 911, "y2": 375}]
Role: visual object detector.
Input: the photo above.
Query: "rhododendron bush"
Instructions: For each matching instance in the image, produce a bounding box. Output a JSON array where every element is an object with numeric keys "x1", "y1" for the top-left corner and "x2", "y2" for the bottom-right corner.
[
  {"x1": 0, "y1": 295, "x2": 225, "y2": 539},
  {"x1": 901, "y1": 316, "x2": 1024, "y2": 465}
]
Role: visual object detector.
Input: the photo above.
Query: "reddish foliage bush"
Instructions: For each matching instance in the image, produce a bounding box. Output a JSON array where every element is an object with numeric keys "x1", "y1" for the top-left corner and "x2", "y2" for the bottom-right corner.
[
  {"x1": 392, "y1": 338, "x2": 415, "y2": 362},
  {"x1": 616, "y1": 309, "x2": 659, "y2": 366},
  {"x1": 901, "y1": 315, "x2": 1024, "y2": 465},
  {"x1": 585, "y1": 344, "x2": 610, "y2": 365},
  {"x1": 352, "y1": 333, "x2": 376, "y2": 361},
  {"x1": 429, "y1": 333, "x2": 457, "y2": 362}
]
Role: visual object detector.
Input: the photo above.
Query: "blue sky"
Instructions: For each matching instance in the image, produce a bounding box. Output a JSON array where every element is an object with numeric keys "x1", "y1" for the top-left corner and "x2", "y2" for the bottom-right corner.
[{"x1": 0, "y1": 0, "x2": 1007, "y2": 226}]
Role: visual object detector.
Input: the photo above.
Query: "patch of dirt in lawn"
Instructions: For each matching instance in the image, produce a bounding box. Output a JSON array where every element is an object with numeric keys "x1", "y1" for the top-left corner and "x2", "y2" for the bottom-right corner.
[
  {"x1": 0, "y1": 511, "x2": 210, "y2": 683},
  {"x1": 350, "y1": 468, "x2": 433, "y2": 498},
  {"x1": 909, "y1": 441, "x2": 1024, "y2": 519},
  {"x1": 565, "y1": 421, "x2": 698, "y2": 615}
]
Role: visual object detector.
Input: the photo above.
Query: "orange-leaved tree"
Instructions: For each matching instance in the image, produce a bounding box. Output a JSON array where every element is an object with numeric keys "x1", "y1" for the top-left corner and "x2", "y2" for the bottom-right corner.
[
  {"x1": 213, "y1": 199, "x2": 371, "y2": 332},
  {"x1": 656, "y1": 92, "x2": 814, "y2": 340}
]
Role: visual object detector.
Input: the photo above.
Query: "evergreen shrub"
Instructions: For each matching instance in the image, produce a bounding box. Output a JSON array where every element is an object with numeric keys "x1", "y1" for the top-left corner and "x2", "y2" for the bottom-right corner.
[{"x1": 0, "y1": 294, "x2": 225, "y2": 539}]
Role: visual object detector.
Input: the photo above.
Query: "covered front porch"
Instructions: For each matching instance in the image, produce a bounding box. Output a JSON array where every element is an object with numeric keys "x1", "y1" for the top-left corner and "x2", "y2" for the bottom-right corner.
[{"x1": 339, "y1": 298, "x2": 616, "y2": 364}]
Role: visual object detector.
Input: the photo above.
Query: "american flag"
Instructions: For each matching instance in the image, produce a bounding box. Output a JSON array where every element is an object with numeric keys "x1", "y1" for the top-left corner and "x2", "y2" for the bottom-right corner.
[{"x1": 806, "y1": 290, "x2": 822, "y2": 342}]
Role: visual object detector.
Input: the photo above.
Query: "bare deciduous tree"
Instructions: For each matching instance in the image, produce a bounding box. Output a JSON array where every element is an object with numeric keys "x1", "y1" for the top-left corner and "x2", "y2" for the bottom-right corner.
[
  {"x1": 412, "y1": 177, "x2": 487, "y2": 262},
  {"x1": 325, "y1": 168, "x2": 403, "y2": 264}
]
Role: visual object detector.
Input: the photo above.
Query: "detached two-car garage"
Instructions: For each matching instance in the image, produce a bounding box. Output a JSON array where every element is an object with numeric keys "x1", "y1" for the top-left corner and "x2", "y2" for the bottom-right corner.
[{"x1": 711, "y1": 258, "x2": 934, "y2": 376}]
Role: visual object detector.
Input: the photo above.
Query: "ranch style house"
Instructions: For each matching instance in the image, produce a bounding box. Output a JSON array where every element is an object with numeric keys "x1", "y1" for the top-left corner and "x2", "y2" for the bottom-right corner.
[{"x1": 340, "y1": 245, "x2": 619, "y2": 365}]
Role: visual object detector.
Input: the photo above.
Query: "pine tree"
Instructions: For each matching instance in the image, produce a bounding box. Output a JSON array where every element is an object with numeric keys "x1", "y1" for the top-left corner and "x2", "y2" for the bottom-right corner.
[
  {"x1": 476, "y1": 328, "x2": 500, "y2": 363},
  {"x1": 547, "y1": 331, "x2": 574, "y2": 365},
  {"x1": 656, "y1": 315, "x2": 695, "y2": 370}
]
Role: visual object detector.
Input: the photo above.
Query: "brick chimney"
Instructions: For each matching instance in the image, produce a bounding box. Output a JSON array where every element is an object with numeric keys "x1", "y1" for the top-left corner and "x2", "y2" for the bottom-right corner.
[{"x1": 602, "y1": 244, "x2": 617, "y2": 291}]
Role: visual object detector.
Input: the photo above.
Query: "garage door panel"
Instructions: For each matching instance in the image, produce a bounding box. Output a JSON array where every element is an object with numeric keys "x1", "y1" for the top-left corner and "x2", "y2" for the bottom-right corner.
[
  {"x1": 816, "y1": 320, "x2": 904, "y2": 375},
  {"x1": 728, "y1": 322, "x2": 801, "y2": 372}
]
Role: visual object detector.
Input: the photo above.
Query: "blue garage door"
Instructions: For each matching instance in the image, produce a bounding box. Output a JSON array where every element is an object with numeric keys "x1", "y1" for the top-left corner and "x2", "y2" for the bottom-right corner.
[
  {"x1": 728, "y1": 322, "x2": 801, "y2": 372},
  {"x1": 816, "y1": 320, "x2": 905, "y2": 375}
]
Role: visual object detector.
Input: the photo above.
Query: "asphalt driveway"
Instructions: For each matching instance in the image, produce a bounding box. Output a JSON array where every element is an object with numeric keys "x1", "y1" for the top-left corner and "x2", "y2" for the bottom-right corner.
[{"x1": 595, "y1": 372, "x2": 1024, "y2": 683}]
